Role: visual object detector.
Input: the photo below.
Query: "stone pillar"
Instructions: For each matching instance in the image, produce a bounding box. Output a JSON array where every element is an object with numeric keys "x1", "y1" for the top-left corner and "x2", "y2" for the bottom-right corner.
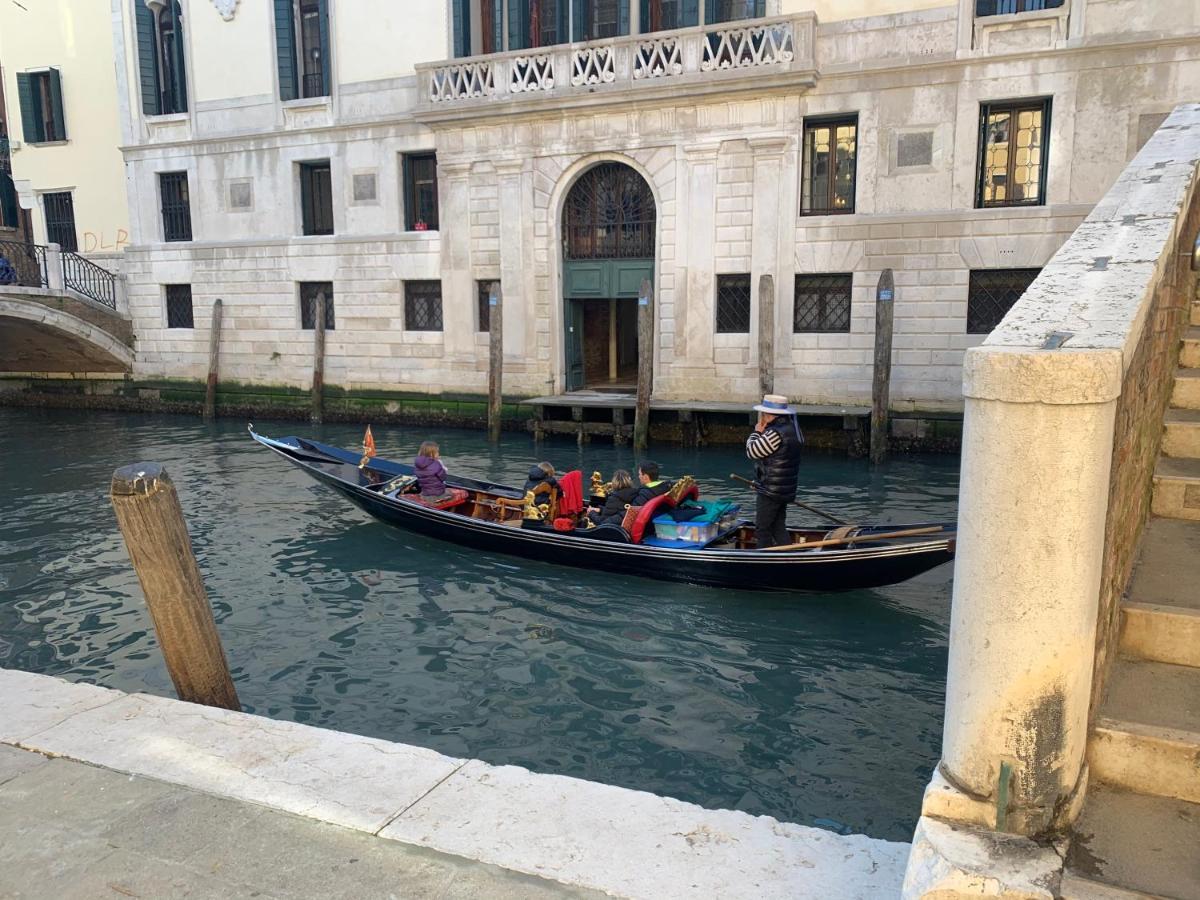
[
  {"x1": 920, "y1": 346, "x2": 1122, "y2": 839},
  {"x1": 680, "y1": 144, "x2": 719, "y2": 368},
  {"x1": 748, "y1": 138, "x2": 791, "y2": 390},
  {"x1": 45, "y1": 243, "x2": 64, "y2": 292},
  {"x1": 496, "y1": 160, "x2": 528, "y2": 362},
  {"x1": 438, "y1": 161, "x2": 477, "y2": 370}
]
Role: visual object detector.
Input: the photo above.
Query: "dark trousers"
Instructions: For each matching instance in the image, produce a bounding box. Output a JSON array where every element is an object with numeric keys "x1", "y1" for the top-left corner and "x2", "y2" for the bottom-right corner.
[{"x1": 755, "y1": 494, "x2": 792, "y2": 548}]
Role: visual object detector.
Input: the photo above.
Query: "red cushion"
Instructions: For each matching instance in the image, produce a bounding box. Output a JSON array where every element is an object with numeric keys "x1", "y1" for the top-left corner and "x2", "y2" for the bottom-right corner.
[
  {"x1": 413, "y1": 487, "x2": 469, "y2": 510},
  {"x1": 629, "y1": 484, "x2": 699, "y2": 544}
]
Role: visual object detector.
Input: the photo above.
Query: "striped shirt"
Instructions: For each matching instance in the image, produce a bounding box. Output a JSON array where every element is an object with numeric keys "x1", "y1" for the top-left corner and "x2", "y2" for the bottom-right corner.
[{"x1": 745, "y1": 428, "x2": 782, "y2": 460}]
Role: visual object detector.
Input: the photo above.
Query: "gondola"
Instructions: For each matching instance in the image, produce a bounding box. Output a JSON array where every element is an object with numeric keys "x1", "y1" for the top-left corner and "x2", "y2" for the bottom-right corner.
[{"x1": 250, "y1": 427, "x2": 956, "y2": 592}]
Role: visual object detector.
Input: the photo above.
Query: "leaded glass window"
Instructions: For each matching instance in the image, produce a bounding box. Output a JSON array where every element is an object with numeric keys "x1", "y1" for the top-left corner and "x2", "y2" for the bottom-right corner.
[
  {"x1": 976, "y1": 0, "x2": 1063, "y2": 15},
  {"x1": 405, "y1": 280, "x2": 443, "y2": 332},
  {"x1": 716, "y1": 274, "x2": 751, "y2": 334},
  {"x1": 165, "y1": 284, "x2": 193, "y2": 329},
  {"x1": 300, "y1": 281, "x2": 335, "y2": 330},
  {"x1": 403, "y1": 153, "x2": 439, "y2": 231},
  {"x1": 794, "y1": 274, "x2": 852, "y2": 333},
  {"x1": 977, "y1": 99, "x2": 1050, "y2": 208},
  {"x1": 565, "y1": 163, "x2": 656, "y2": 260},
  {"x1": 802, "y1": 115, "x2": 857, "y2": 215},
  {"x1": 967, "y1": 268, "x2": 1039, "y2": 334}
]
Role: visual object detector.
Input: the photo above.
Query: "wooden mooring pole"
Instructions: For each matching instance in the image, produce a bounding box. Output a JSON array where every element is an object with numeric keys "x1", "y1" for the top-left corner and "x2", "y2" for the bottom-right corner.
[
  {"x1": 110, "y1": 463, "x2": 241, "y2": 711},
  {"x1": 757, "y1": 273, "x2": 775, "y2": 397},
  {"x1": 633, "y1": 278, "x2": 654, "y2": 451},
  {"x1": 311, "y1": 291, "x2": 326, "y2": 425},
  {"x1": 487, "y1": 281, "x2": 503, "y2": 443},
  {"x1": 870, "y1": 269, "x2": 895, "y2": 465},
  {"x1": 203, "y1": 298, "x2": 223, "y2": 422}
]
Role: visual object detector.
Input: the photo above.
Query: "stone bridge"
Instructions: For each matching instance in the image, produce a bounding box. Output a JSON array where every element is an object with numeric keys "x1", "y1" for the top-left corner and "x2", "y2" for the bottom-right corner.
[{"x1": 0, "y1": 287, "x2": 134, "y2": 373}]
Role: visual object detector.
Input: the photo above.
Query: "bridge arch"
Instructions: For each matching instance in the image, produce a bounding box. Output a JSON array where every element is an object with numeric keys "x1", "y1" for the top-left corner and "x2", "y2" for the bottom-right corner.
[{"x1": 0, "y1": 294, "x2": 134, "y2": 373}]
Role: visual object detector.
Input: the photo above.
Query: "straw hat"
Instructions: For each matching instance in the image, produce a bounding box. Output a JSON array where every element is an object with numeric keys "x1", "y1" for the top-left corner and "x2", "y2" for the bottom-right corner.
[{"x1": 753, "y1": 393, "x2": 797, "y2": 415}]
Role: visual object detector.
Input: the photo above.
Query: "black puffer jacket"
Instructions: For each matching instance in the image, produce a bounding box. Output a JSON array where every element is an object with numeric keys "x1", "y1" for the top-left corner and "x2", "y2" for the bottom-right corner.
[
  {"x1": 524, "y1": 466, "x2": 558, "y2": 494},
  {"x1": 596, "y1": 486, "x2": 639, "y2": 523},
  {"x1": 755, "y1": 418, "x2": 802, "y2": 500}
]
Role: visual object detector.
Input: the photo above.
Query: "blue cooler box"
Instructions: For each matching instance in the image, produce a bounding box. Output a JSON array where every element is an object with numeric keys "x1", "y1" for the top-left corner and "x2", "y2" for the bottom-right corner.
[{"x1": 647, "y1": 504, "x2": 740, "y2": 547}]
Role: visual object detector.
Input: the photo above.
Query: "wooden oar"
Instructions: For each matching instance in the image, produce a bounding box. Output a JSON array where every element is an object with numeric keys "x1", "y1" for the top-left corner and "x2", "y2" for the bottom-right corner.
[
  {"x1": 729, "y1": 474, "x2": 849, "y2": 526},
  {"x1": 760, "y1": 525, "x2": 947, "y2": 552}
]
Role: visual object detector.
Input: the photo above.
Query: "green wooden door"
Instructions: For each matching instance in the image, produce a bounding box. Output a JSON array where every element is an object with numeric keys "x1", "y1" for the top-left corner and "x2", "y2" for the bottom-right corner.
[
  {"x1": 565, "y1": 299, "x2": 585, "y2": 392},
  {"x1": 563, "y1": 259, "x2": 651, "y2": 391}
]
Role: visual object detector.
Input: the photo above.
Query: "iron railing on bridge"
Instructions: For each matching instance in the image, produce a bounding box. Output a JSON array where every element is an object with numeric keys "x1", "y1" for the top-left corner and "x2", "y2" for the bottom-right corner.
[{"x1": 0, "y1": 239, "x2": 117, "y2": 310}]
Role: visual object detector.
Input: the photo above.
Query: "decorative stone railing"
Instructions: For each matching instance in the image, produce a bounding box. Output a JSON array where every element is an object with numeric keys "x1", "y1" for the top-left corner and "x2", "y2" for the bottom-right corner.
[{"x1": 416, "y1": 14, "x2": 816, "y2": 117}]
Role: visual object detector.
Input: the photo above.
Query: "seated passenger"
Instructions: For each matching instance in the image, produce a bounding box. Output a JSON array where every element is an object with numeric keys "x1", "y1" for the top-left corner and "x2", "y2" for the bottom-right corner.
[
  {"x1": 524, "y1": 461, "x2": 559, "y2": 494},
  {"x1": 414, "y1": 440, "x2": 451, "y2": 502},
  {"x1": 630, "y1": 460, "x2": 672, "y2": 506},
  {"x1": 589, "y1": 469, "x2": 638, "y2": 525}
]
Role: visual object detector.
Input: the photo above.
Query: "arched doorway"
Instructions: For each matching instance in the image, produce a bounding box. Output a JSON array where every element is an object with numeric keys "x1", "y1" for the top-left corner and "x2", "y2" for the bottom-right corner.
[{"x1": 561, "y1": 162, "x2": 655, "y2": 392}]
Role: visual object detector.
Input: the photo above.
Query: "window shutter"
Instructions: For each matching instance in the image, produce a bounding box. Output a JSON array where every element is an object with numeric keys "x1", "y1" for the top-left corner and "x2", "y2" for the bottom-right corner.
[
  {"x1": 317, "y1": 0, "x2": 331, "y2": 95},
  {"x1": 572, "y1": 0, "x2": 585, "y2": 41},
  {"x1": 451, "y1": 0, "x2": 469, "y2": 57},
  {"x1": 509, "y1": 1, "x2": 529, "y2": 50},
  {"x1": 682, "y1": 0, "x2": 699, "y2": 26},
  {"x1": 0, "y1": 173, "x2": 19, "y2": 228},
  {"x1": 168, "y1": 1, "x2": 189, "y2": 113},
  {"x1": 135, "y1": 3, "x2": 161, "y2": 115},
  {"x1": 16, "y1": 72, "x2": 39, "y2": 143},
  {"x1": 273, "y1": 0, "x2": 298, "y2": 100},
  {"x1": 556, "y1": 0, "x2": 569, "y2": 42},
  {"x1": 401, "y1": 155, "x2": 413, "y2": 230},
  {"x1": 619, "y1": 0, "x2": 630, "y2": 35},
  {"x1": 47, "y1": 68, "x2": 67, "y2": 141},
  {"x1": 704, "y1": 0, "x2": 715, "y2": 24}
]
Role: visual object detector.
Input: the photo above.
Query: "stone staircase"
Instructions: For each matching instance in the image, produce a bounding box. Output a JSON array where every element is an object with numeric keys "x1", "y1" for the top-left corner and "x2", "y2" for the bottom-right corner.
[{"x1": 1063, "y1": 300, "x2": 1200, "y2": 898}]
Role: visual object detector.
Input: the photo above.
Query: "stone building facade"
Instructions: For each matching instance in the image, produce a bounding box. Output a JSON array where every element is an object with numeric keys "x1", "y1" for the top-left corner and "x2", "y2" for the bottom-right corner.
[{"x1": 111, "y1": 0, "x2": 1200, "y2": 411}]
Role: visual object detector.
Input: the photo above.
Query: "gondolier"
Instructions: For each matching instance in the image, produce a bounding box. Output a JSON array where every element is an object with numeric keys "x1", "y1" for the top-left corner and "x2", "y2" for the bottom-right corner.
[{"x1": 745, "y1": 394, "x2": 804, "y2": 548}]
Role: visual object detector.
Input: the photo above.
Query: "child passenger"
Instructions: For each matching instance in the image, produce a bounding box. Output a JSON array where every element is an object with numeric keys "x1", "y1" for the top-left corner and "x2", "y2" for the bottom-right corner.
[
  {"x1": 590, "y1": 469, "x2": 638, "y2": 525},
  {"x1": 414, "y1": 440, "x2": 451, "y2": 501},
  {"x1": 524, "y1": 461, "x2": 558, "y2": 493}
]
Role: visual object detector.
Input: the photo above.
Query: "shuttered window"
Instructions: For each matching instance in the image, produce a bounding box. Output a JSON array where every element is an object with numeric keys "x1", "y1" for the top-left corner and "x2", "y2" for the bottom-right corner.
[
  {"x1": 275, "y1": 0, "x2": 330, "y2": 100},
  {"x1": 159, "y1": 172, "x2": 192, "y2": 242},
  {"x1": 137, "y1": 1, "x2": 188, "y2": 115},
  {"x1": 16, "y1": 70, "x2": 66, "y2": 144},
  {"x1": 402, "y1": 153, "x2": 439, "y2": 231},
  {"x1": 300, "y1": 161, "x2": 334, "y2": 236},
  {"x1": 165, "y1": 284, "x2": 194, "y2": 328},
  {"x1": 42, "y1": 192, "x2": 77, "y2": 252}
]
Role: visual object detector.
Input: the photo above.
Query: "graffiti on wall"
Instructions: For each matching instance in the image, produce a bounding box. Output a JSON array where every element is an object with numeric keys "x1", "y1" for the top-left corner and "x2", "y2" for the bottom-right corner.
[{"x1": 82, "y1": 229, "x2": 129, "y2": 253}]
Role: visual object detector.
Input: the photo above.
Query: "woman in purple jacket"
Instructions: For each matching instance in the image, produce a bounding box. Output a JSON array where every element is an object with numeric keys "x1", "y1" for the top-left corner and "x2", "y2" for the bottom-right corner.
[{"x1": 414, "y1": 441, "x2": 451, "y2": 502}]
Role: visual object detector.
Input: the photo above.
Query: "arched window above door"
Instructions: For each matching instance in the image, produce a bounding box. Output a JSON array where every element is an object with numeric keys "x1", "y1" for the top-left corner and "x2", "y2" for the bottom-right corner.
[{"x1": 564, "y1": 163, "x2": 656, "y2": 260}]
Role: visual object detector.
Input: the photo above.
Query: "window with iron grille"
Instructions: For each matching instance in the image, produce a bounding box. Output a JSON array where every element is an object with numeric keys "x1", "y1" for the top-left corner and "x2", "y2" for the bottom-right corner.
[
  {"x1": 802, "y1": 115, "x2": 858, "y2": 215},
  {"x1": 165, "y1": 284, "x2": 194, "y2": 328},
  {"x1": 794, "y1": 274, "x2": 852, "y2": 333},
  {"x1": 564, "y1": 163, "x2": 656, "y2": 260},
  {"x1": 716, "y1": 274, "x2": 751, "y2": 334},
  {"x1": 405, "y1": 281, "x2": 443, "y2": 331},
  {"x1": 159, "y1": 172, "x2": 191, "y2": 242},
  {"x1": 976, "y1": 0, "x2": 1063, "y2": 15},
  {"x1": 967, "y1": 268, "x2": 1040, "y2": 334},
  {"x1": 42, "y1": 191, "x2": 77, "y2": 251},
  {"x1": 477, "y1": 280, "x2": 497, "y2": 333},
  {"x1": 299, "y1": 161, "x2": 333, "y2": 236},
  {"x1": 299, "y1": 281, "x2": 335, "y2": 330},
  {"x1": 977, "y1": 99, "x2": 1050, "y2": 208},
  {"x1": 402, "y1": 153, "x2": 439, "y2": 231}
]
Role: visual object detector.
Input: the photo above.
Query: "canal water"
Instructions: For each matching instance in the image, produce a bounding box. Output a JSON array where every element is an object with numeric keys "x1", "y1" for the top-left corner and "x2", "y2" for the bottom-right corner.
[{"x1": 0, "y1": 406, "x2": 958, "y2": 842}]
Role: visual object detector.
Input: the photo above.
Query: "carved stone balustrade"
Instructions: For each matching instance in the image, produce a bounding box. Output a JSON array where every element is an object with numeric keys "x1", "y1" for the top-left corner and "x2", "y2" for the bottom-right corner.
[{"x1": 414, "y1": 14, "x2": 817, "y2": 123}]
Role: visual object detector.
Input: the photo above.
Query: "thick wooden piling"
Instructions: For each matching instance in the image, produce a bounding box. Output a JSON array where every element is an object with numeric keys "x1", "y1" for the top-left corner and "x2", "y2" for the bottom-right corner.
[
  {"x1": 310, "y1": 291, "x2": 326, "y2": 425},
  {"x1": 487, "y1": 281, "x2": 503, "y2": 443},
  {"x1": 870, "y1": 269, "x2": 895, "y2": 465},
  {"x1": 634, "y1": 278, "x2": 654, "y2": 451},
  {"x1": 757, "y1": 273, "x2": 775, "y2": 397},
  {"x1": 203, "y1": 298, "x2": 223, "y2": 422},
  {"x1": 110, "y1": 463, "x2": 241, "y2": 711}
]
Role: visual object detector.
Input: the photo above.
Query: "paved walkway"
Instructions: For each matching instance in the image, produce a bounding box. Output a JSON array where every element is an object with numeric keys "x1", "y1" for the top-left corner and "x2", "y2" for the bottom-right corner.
[
  {"x1": 0, "y1": 668, "x2": 909, "y2": 898},
  {"x1": 0, "y1": 746, "x2": 593, "y2": 900}
]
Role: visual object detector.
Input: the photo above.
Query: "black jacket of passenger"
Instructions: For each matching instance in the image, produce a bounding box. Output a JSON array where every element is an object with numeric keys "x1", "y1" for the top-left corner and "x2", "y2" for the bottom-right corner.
[
  {"x1": 523, "y1": 466, "x2": 558, "y2": 494},
  {"x1": 597, "y1": 486, "x2": 639, "y2": 523},
  {"x1": 631, "y1": 479, "x2": 672, "y2": 506},
  {"x1": 753, "y1": 419, "x2": 802, "y2": 500}
]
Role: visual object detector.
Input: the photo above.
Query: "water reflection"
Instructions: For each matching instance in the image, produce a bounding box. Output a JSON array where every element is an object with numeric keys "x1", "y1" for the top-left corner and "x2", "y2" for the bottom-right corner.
[{"x1": 0, "y1": 407, "x2": 957, "y2": 841}]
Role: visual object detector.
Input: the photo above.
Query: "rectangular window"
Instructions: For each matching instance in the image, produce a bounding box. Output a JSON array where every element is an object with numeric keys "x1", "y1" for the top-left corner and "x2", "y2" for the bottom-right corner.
[
  {"x1": 976, "y1": 0, "x2": 1064, "y2": 16},
  {"x1": 165, "y1": 284, "x2": 194, "y2": 328},
  {"x1": 977, "y1": 99, "x2": 1050, "y2": 208},
  {"x1": 715, "y1": 274, "x2": 751, "y2": 334},
  {"x1": 706, "y1": 0, "x2": 764, "y2": 23},
  {"x1": 159, "y1": 171, "x2": 192, "y2": 242},
  {"x1": 299, "y1": 160, "x2": 334, "y2": 236},
  {"x1": 967, "y1": 268, "x2": 1040, "y2": 334},
  {"x1": 402, "y1": 153, "x2": 439, "y2": 231},
  {"x1": 16, "y1": 70, "x2": 66, "y2": 144},
  {"x1": 477, "y1": 280, "x2": 498, "y2": 332},
  {"x1": 405, "y1": 280, "x2": 443, "y2": 332},
  {"x1": 802, "y1": 115, "x2": 858, "y2": 215},
  {"x1": 512, "y1": 0, "x2": 568, "y2": 48},
  {"x1": 275, "y1": 0, "x2": 329, "y2": 100},
  {"x1": 794, "y1": 274, "x2": 852, "y2": 333},
  {"x1": 42, "y1": 191, "x2": 77, "y2": 252},
  {"x1": 299, "y1": 281, "x2": 335, "y2": 330},
  {"x1": 641, "y1": 0, "x2": 699, "y2": 31}
]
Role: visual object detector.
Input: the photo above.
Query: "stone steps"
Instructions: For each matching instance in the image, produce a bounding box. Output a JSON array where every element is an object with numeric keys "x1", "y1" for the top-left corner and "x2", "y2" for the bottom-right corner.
[
  {"x1": 1182, "y1": 327, "x2": 1200, "y2": 369},
  {"x1": 1089, "y1": 658, "x2": 1200, "y2": 805},
  {"x1": 1065, "y1": 785, "x2": 1200, "y2": 900},
  {"x1": 1152, "y1": 456, "x2": 1200, "y2": 520},
  {"x1": 1172, "y1": 369, "x2": 1200, "y2": 410},
  {"x1": 1121, "y1": 517, "x2": 1200, "y2": 668},
  {"x1": 1162, "y1": 407, "x2": 1200, "y2": 458}
]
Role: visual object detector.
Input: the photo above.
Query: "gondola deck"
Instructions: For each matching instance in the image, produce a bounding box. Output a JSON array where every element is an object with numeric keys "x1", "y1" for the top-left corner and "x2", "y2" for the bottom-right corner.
[{"x1": 251, "y1": 427, "x2": 956, "y2": 592}]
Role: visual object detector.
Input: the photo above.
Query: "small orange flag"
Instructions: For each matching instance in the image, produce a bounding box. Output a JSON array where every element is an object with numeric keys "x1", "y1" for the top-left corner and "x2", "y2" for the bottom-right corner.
[{"x1": 359, "y1": 425, "x2": 376, "y2": 468}]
